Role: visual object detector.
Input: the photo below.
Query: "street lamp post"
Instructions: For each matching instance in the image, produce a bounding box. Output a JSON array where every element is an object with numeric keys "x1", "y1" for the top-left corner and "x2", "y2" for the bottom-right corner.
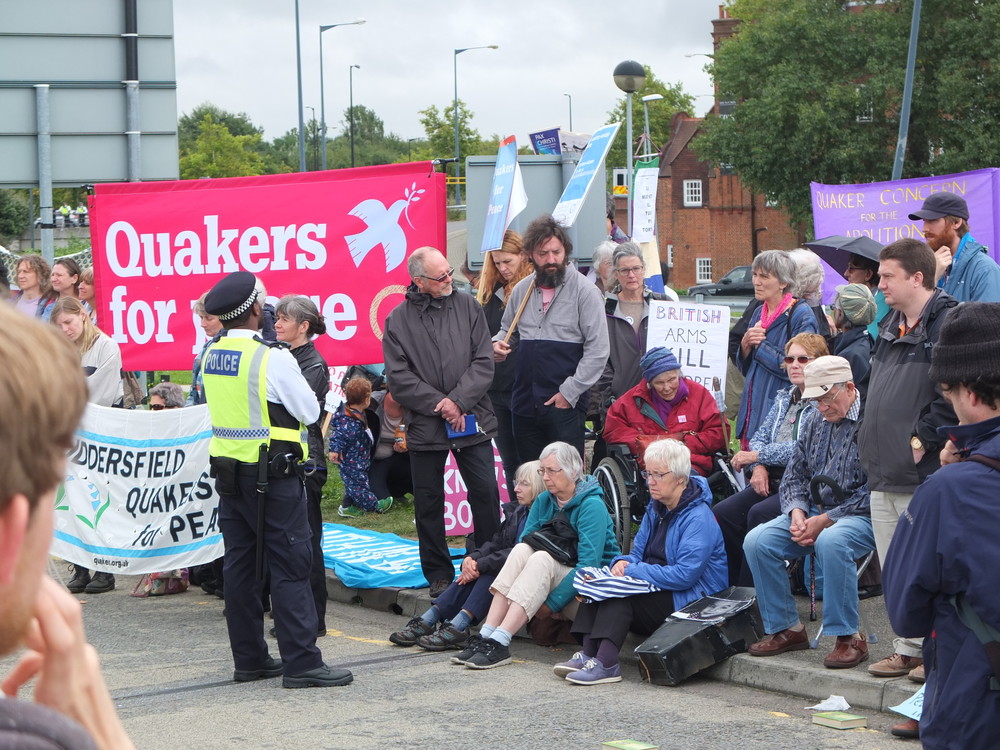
[
  {"x1": 407, "y1": 137, "x2": 417, "y2": 161},
  {"x1": 349, "y1": 64, "x2": 360, "y2": 168},
  {"x1": 319, "y1": 19, "x2": 366, "y2": 171},
  {"x1": 563, "y1": 92, "x2": 573, "y2": 131},
  {"x1": 453, "y1": 44, "x2": 498, "y2": 207},
  {"x1": 613, "y1": 60, "x2": 646, "y2": 235},
  {"x1": 640, "y1": 93, "x2": 663, "y2": 158},
  {"x1": 294, "y1": 0, "x2": 305, "y2": 171}
]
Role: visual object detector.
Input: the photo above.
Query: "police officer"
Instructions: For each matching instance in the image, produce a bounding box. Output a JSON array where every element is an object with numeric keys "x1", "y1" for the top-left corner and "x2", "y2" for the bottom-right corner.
[{"x1": 202, "y1": 271, "x2": 352, "y2": 689}]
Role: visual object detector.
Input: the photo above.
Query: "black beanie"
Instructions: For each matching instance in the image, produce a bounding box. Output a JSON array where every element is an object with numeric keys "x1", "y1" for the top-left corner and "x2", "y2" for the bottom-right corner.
[{"x1": 928, "y1": 302, "x2": 1000, "y2": 383}]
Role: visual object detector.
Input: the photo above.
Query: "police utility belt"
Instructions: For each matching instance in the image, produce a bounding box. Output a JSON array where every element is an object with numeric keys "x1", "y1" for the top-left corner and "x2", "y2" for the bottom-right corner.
[{"x1": 210, "y1": 453, "x2": 304, "y2": 481}]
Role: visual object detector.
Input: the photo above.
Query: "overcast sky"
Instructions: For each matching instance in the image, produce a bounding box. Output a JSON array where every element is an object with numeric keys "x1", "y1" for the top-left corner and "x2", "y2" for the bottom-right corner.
[{"x1": 172, "y1": 0, "x2": 723, "y2": 144}]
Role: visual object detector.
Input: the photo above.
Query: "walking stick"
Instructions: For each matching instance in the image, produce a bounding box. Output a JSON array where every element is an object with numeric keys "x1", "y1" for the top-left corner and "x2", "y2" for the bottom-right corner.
[
  {"x1": 807, "y1": 475, "x2": 845, "y2": 623},
  {"x1": 501, "y1": 280, "x2": 535, "y2": 346}
]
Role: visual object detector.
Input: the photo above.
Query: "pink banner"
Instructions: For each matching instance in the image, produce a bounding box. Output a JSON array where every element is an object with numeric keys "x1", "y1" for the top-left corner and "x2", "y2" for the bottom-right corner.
[
  {"x1": 443, "y1": 446, "x2": 510, "y2": 536},
  {"x1": 90, "y1": 164, "x2": 446, "y2": 370},
  {"x1": 811, "y1": 168, "x2": 1000, "y2": 262}
]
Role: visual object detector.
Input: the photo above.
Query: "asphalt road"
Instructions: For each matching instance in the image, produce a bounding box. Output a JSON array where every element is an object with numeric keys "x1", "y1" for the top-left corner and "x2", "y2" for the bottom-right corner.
[{"x1": 2, "y1": 572, "x2": 902, "y2": 750}]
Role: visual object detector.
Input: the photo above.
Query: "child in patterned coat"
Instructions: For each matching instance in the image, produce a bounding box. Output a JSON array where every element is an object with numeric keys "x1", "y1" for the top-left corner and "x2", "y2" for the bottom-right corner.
[{"x1": 329, "y1": 377, "x2": 393, "y2": 517}]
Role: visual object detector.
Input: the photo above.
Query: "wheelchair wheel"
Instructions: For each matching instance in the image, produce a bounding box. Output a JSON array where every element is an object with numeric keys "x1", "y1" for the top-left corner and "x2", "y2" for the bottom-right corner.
[{"x1": 594, "y1": 457, "x2": 632, "y2": 554}]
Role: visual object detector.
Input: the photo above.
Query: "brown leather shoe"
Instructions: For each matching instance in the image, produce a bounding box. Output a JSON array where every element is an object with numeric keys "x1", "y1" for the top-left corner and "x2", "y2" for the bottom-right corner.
[
  {"x1": 868, "y1": 652, "x2": 923, "y2": 677},
  {"x1": 748, "y1": 627, "x2": 809, "y2": 656},
  {"x1": 890, "y1": 718, "x2": 920, "y2": 739},
  {"x1": 908, "y1": 663, "x2": 926, "y2": 683},
  {"x1": 824, "y1": 633, "x2": 868, "y2": 668}
]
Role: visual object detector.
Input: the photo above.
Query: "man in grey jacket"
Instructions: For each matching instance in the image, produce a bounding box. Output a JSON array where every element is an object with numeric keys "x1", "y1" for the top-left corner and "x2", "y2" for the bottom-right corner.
[
  {"x1": 383, "y1": 247, "x2": 501, "y2": 597},
  {"x1": 493, "y1": 215, "x2": 610, "y2": 461},
  {"x1": 859, "y1": 237, "x2": 957, "y2": 681}
]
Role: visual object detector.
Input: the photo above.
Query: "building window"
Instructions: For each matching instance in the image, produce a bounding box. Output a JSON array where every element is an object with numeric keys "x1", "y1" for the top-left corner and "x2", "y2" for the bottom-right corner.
[
  {"x1": 683, "y1": 180, "x2": 703, "y2": 207},
  {"x1": 667, "y1": 244, "x2": 674, "y2": 268},
  {"x1": 696, "y1": 258, "x2": 712, "y2": 284}
]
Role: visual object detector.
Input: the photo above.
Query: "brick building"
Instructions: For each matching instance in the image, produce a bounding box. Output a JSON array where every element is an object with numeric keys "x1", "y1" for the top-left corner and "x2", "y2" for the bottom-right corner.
[{"x1": 653, "y1": 6, "x2": 806, "y2": 291}]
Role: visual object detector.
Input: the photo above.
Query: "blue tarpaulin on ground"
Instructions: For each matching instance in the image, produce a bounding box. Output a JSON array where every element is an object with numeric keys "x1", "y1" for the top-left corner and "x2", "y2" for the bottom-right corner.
[{"x1": 321, "y1": 523, "x2": 464, "y2": 590}]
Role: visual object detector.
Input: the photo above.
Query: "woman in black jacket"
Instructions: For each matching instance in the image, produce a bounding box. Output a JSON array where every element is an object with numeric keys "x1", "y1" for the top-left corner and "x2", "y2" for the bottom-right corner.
[
  {"x1": 275, "y1": 294, "x2": 331, "y2": 635},
  {"x1": 476, "y1": 230, "x2": 532, "y2": 491},
  {"x1": 388, "y1": 460, "x2": 544, "y2": 651}
]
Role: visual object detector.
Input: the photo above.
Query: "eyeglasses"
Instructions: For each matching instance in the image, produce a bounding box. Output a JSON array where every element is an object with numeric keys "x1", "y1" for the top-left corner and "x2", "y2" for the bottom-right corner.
[
  {"x1": 814, "y1": 386, "x2": 843, "y2": 406},
  {"x1": 419, "y1": 267, "x2": 455, "y2": 283},
  {"x1": 150, "y1": 404, "x2": 167, "y2": 411},
  {"x1": 640, "y1": 469, "x2": 674, "y2": 483},
  {"x1": 615, "y1": 265, "x2": 645, "y2": 277},
  {"x1": 783, "y1": 355, "x2": 814, "y2": 365},
  {"x1": 513, "y1": 479, "x2": 532, "y2": 487},
  {"x1": 536, "y1": 467, "x2": 564, "y2": 476}
]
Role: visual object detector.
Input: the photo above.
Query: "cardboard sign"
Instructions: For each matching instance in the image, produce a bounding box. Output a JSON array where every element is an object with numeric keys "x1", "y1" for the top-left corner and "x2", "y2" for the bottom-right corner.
[{"x1": 646, "y1": 301, "x2": 731, "y2": 395}]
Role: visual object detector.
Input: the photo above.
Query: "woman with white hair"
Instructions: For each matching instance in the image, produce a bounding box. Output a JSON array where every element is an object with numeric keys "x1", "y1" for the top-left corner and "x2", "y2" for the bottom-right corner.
[
  {"x1": 555, "y1": 438, "x2": 727, "y2": 684},
  {"x1": 787, "y1": 248, "x2": 833, "y2": 340},
  {"x1": 587, "y1": 240, "x2": 617, "y2": 293},
  {"x1": 735, "y1": 250, "x2": 818, "y2": 448},
  {"x1": 458, "y1": 441, "x2": 620, "y2": 670}
]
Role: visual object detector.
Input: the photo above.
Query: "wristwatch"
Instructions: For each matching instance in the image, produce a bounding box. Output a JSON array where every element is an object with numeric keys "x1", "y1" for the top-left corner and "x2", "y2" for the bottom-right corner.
[{"x1": 910, "y1": 435, "x2": 925, "y2": 451}]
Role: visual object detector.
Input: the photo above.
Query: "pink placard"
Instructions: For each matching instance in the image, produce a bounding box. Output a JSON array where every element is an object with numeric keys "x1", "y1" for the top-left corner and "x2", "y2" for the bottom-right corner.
[{"x1": 442, "y1": 444, "x2": 510, "y2": 536}]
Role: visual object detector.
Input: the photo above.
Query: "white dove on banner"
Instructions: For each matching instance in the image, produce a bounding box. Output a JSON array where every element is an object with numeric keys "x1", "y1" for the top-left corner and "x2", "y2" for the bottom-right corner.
[{"x1": 346, "y1": 182, "x2": 425, "y2": 272}]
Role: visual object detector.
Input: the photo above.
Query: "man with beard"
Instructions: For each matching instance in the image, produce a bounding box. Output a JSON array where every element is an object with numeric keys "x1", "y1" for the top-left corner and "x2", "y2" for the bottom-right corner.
[
  {"x1": 909, "y1": 192, "x2": 1000, "y2": 302},
  {"x1": 383, "y1": 247, "x2": 501, "y2": 597},
  {"x1": 493, "y1": 214, "x2": 610, "y2": 461}
]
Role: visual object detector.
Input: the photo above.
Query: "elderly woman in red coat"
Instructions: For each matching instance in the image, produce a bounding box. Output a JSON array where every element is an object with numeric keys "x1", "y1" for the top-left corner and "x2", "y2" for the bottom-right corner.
[{"x1": 603, "y1": 347, "x2": 726, "y2": 475}]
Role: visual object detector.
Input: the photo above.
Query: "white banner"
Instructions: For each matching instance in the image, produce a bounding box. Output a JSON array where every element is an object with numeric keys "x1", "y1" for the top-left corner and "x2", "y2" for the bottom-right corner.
[
  {"x1": 54, "y1": 404, "x2": 223, "y2": 574},
  {"x1": 630, "y1": 160, "x2": 659, "y2": 242},
  {"x1": 646, "y1": 301, "x2": 731, "y2": 395}
]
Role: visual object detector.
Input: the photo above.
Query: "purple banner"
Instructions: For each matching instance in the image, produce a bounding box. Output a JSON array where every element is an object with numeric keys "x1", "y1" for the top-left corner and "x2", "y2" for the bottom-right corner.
[
  {"x1": 529, "y1": 128, "x2": 561, "y2": 155},
  {"x1": 811, "y1": 169, "x2": 1000, "y2": 263}
]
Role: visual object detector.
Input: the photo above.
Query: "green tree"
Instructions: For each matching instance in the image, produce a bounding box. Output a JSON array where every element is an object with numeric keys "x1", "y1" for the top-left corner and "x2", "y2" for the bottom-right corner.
[
  {"x1": 605, "y1": 66, "x2": 695, "y2": 174},
  {"x1": 331, "y1": 105, "x2": 409, "y2": 168},
  {"x1": 419, "y1": 100, "x2": 482, "y2": 200},
  {"x1": 0, "y1": 190, "x2": 29, "y2": 245},
  {"x1": 693, "y1": 0, "x2": 1000, "y2": 227},
  {"x1": 179, "y1": 115, "x2": 265, "y2": 179},
  {"x1": 178, "y1": 103, "x2": 262, "y2": 153}
]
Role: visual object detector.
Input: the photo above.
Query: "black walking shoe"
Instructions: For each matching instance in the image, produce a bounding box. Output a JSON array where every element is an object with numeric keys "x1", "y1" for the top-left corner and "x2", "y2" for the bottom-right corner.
[
  {"x1": 84, "y1": 572, "x2": 115, "y2": 594},
  {"x1": 233, "y1": 655, "x2": 283, "y2": 682},
  {"x1": 464, "y1": 638, "x2": 512, "y2": 670},
  {"x1": 388, "y1": 617, "x2": 435, "y2": 646},
  {"x1": 417, "y1": 623, "x2": 469, "y2": 652},
  {"x1": 67, "y1": 565, "x2": 90, "y2": 594},
  {"x1": 282, "y1": 664, "x2": 354, "y2": 688},
  {"x1": 451, "y1": 634, "x2": 486, "y2": 665}
]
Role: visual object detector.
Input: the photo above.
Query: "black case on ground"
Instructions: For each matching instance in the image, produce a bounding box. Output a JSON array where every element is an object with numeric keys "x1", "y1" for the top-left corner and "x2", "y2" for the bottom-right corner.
[{"x1": 633, "y1": 585, "x2": 764, "y2": 686}]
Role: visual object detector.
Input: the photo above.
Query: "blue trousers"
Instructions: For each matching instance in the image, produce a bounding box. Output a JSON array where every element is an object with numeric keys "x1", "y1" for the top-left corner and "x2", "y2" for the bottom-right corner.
[
  {"x1": 433, "y1": 573, "x2": 497, "y2": 623},
  {"x1": 743, "y1": 510, "x2": 874, "y2": 637}
]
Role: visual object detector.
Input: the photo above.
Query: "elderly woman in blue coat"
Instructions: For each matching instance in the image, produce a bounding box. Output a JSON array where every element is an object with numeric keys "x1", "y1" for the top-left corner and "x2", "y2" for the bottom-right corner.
[{"x1": 555, "y1": 438, "x2": 728, "y2": 684}]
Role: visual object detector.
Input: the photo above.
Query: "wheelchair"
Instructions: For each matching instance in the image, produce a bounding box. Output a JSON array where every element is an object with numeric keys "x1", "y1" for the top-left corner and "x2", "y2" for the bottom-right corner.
[{"x1": 594, "y1": 443, "x2": 742, "y2": 555}]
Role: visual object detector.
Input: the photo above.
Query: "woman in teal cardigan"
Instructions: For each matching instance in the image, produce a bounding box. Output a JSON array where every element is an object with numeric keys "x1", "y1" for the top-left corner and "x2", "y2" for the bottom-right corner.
[{"x1": 458, "y1": 441, "x2": 619, "y2": 670}]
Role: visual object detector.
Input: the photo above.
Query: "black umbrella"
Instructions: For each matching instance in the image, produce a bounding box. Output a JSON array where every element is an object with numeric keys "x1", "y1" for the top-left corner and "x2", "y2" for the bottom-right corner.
[{"x1": 803, "y1": 235, "x2": 882, "y2": 277}]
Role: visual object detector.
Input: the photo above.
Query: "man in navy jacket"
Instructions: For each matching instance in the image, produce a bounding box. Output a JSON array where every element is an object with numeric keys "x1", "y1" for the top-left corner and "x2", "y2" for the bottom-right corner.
[{"x1": 884, "y1": 302, "x2": 1000, "y2": 747}]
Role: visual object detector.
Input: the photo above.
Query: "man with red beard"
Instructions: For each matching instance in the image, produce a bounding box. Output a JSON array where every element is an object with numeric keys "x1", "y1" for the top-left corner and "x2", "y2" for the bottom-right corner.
[
  {"x1": 909, "y1": 192, "x2": 1000, "y2": 302},
  {"x1": 493, "y1": 214, "x2": 610, "y2": 462}
]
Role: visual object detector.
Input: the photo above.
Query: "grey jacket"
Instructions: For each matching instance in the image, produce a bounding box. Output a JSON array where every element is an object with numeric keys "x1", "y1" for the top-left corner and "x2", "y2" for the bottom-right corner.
[
  {"x1": 494, "y1": 264, "x2": 609, "y2": 415},
  {"x1": 597, "y1": 287, "x2": 668, "y2": 412},
  {"x1": 383, "y1": 285, "x2": 497, "y2": 452}
]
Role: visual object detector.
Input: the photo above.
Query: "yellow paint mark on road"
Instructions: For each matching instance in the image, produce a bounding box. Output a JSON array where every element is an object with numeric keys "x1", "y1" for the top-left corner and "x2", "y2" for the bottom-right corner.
[
  {"x1": 769, "y1": 711, "x2": 790, "y2": 718},
  {"x1": 344, "y1": 636, "x2": 394, "y2": 645}
]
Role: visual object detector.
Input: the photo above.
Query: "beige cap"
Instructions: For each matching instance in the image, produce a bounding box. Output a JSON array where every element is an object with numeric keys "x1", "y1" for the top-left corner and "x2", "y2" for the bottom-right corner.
[{"x1": 801, "y1": 355, "x2": 853, "y2": 399}]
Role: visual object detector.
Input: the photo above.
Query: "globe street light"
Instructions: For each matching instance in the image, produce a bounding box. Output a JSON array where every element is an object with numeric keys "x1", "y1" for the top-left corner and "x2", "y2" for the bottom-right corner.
[
  {"x1": 349, "y1": 64, "x2": 360, "y2": 168},
  {"x1": 613, "y1": 60, "x2": 646, "y2": 234},
  {"x1": 319, "y1": 19, "x2": 366, "y2": 171},
  {"x1": 453, "y1": 44, "x2": 498, "y2": 207},
  {"x1": 563, "y1": 92, "x2": 573, "y2": 131}
]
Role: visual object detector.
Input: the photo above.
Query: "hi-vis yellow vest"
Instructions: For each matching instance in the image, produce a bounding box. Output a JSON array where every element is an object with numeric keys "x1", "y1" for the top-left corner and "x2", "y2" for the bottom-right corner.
[{"x1": 201, "y1": 335, "x2": 308, "y2": 463}]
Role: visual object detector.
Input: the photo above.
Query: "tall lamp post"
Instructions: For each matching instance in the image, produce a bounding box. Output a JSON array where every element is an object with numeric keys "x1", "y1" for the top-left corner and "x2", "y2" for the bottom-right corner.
[
  {"x1": 319, "y1": 18, "x2": 366, "y2": 171},
  {"x1": 613, "y1": 60, "x2": 646, "y2": 234},
  {"x1": 640, "y1": 93, "x2": 663, "y2": 157},
  {"x1": 349, "y1": 64, "x2": 360, "y2": 167},
  {"x1": 407, "y1": 137, "x2": 417, "y2": 161},
  {"x1": 453, "y1": 44, "x2": 498, "y2": 207},
  {"x1": 563, "y1": 92, "x2": 573, "y2": 131}
]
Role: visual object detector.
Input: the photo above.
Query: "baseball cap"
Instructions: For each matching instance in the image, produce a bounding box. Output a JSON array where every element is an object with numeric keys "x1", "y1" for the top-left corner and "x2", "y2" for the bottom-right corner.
[
  {"x1": 801, "y1": 356, "x2": 854, "y2": 399},
  {"x1": 908, "y1": 192, "x2": 969, "y2": 221}
]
